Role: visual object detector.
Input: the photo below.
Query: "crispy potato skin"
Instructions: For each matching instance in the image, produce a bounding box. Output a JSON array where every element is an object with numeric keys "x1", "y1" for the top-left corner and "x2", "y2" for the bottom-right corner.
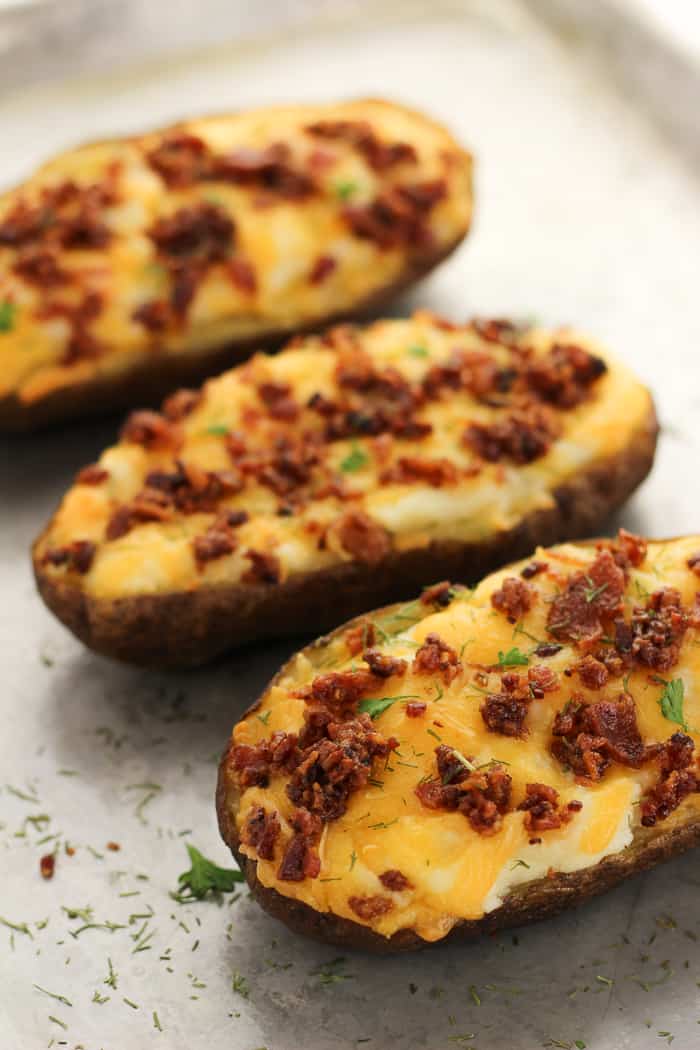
[
  {"x1": 32, "y1": 400, "x2": 658, "y2": 668},
  {"x1": 215, "y1": 529, "x2": 700, "y2": 954},
  {"x1": 0, "y1": 100, "x2": 472, "y2": 432},
  {"x1": 0, "y1": 239, "x2": 460, "y2": 432}
]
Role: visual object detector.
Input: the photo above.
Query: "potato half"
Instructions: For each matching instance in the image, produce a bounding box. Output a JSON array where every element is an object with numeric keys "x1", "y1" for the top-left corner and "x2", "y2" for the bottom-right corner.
[
  {"x1": 217, "y1": 534, "x2": 700, "y2": 950},
  {"x1": 33, "y1": 311, "x2": 657, "y2": 667},
  {"x1": 0, "y1": 99, "x2": 472, "y2": 430}
]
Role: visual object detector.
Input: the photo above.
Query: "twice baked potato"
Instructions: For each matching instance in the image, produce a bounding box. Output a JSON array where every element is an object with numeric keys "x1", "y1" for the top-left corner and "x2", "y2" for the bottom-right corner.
[
  {"x1": 33, "y1": 311, "x2": 657, "y2": 668},
  {"x1": 0, "y1": 99, "x2": 472, "y2": 430},
  {"x1": 217, "y1": 533, "x2": 700, "y2": 950}
]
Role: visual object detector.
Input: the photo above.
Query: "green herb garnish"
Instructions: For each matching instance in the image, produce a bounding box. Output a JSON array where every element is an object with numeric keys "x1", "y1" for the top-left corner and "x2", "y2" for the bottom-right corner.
[
  {"x1": 407, "y1": 344, "x2": 429, "y2": 358},
  {"x1": 340, "y1": 442, "x2": 369, "y2": 473},
  {"x1": 0, "y1": 300, "x2": 16, "y2": 332},
  {"x1": 206, "y1": 423, "x2": 229, "y2": 436},
  {"x1": 358, "y1": 694, "x2": 420, "y2": 720},
  {"x1": 658, "y1": 678, "x2": 687, "y2": 730},
  {"x1": 232, "y1": 971, "x2": 249, "y2": 997},
  {"x1": 583, "y1": 577, "x2": 608, "y2": 604},
  {"x1": 172, "y1": 844, "x2": 243, "y2": 903},
  {"x1": 497, "y1": 647, "x2": 529, "y2": 668},
  {"x1": 335, "y1": 180, "x2": 358, "y2": 201}
]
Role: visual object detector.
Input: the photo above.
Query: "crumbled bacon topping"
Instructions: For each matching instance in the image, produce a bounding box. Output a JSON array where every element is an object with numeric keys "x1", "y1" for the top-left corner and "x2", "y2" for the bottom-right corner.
[
  {"x1": 305, "y1": 119, "x2": 417, "y2": 172},
  {"x1": 546, "y1": 549, "x2": 625, "y2": 645},
  {"x1": 227, "y1": 257, "x2": 258, "y2": 294},
  {"x1": 330, "y1": 509, "x2": 391, "y2": 565},
  {"x1": 640, "y1": 733, "x2": 698, "y2": 827},
  {"x1": 605, "y1": 528, "x2": 647, "y2": 571},
  {"x1": 345, "y1": 620, "x2": 375, "y2": 656},
  {"x1": 405, "y1": 701, "x2": 427, "y2": 718},
  {"x1": 105, "y1": 491, "x2": 172, "y2": 540},
  {"x1": 242, "y1": 805, "x2": 281, "y2": 860},
  {"x1": 551, "y1": 692, "x2": 649, "y2": 781},
  {"x1": 422, "y1": 349, "x2": 503, "y2": 401},
  {"x1": 146, "y1": 132, "x2": 211, "y2": 187},
  {"x1": 491, "y1": 576, "x2": 534, "y2": 622},
  {"x1": 193, "y1": 510, "x2": 248, "y2": 567},
  {"x1": 309, "y1": 254, "x2": 337, "y2": 285},
  {"x1": 463, "y1": 406, "x2": 559, "y2": 464},
  {"x1": 576, "y1": 654, "x2": 609, "y2": 690},
  {"x1": 525, "y1": 343, "x2": 607, "y2": 408},
  {"x1": 293, "y1": 669, "x2": 378, "y2": 717},
  {"x1": 378, "y1": 869, "x2": 412, "y2": 892},
  {"x1": 420, "y1": 581, "x2": 453, "y2": 607},
  {"x1": 380, "y1": 455, "x2": 458, "y2": 487},
  {"x1": 243, "y1": 549, "x2": 281, "y2": 585},
  {"x1": 42, "y1": 540, "x2": 96, "y2": 575},
  {"x1": 687, "y1": 552, "x2": 700, "y2": 577},
  {"x1": 278, "y1": 808, "x2": 322, "y2": 881},
  {"x1": 517, "y1": 783, "x2": 582, "y2": 833},
  {"x1": 348, "y1": 895, "x2": 393, "y2": 920},
  {"x1": 40, "y1": 853, "x2": 56, "y2": 880},
  {"x1": 481, "y1": 691, "x2": 529, "y2": 738},
  {"x1": 415, "y1": 746, "x2": 512, "y2": 835},
  {"x1": 362, "y1": 648, "x2": 407, "y2": 678},
  {"x1": 162, "y1": 388, "x2": 201, "y2": 421},
  {"x1": 521, "y1": 560, "x2": 548, "y2": 580},
  {"x1": 13, "y1": 247, "x2": 68, "y2": 287},
  {"x1": 257, "y1": 381, "x2": 299, "y2": 422},
  {"x1": 412, "y1": 633, "x2": 461, "y2": 683},
  {"x1": 0, "y1": 178, "x2": 116, "y2": 253},
  {"x1": 342, "y1": 180, "x2": 446, "y2": 249},
  {"x1": 120, "y1": 410, "x2": 180, "y2": 450},
  {"x1": 617, "y1": 588, "x2": 690, "y2": 672}
]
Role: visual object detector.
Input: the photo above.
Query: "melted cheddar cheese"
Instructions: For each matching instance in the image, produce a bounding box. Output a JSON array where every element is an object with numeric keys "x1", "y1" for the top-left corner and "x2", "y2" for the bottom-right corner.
[
  {"x1": 35, "y1": 312, "x2": 653, "y2": 604},
  {"x1": 226, "y1": 537, "x2": 700, "y2": 941},
  {"x1": 0, "y1": 99, "x2": 472, "y2": 410}
]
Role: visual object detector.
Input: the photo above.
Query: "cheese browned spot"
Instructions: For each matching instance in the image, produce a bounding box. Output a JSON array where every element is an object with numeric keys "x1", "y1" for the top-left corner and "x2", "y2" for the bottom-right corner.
[
  {"x1": 35, "y1": 313, "x2": 652, "y2": 605},
  {"x1": 223, "y1": 534, "x2": 700, "y2": 942}
]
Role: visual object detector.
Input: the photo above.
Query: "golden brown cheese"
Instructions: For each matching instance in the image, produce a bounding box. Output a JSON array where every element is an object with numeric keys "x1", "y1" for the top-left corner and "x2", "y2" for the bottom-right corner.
[
  {"x1": 224, "y1": 536, "x2": 700, "y2": 941},
  {"x1": 0, "y1": 99, "x2": 472, "y2": 415},
  {"x1": 34, "y1": 312, "x2": 651, "y2": 602}
]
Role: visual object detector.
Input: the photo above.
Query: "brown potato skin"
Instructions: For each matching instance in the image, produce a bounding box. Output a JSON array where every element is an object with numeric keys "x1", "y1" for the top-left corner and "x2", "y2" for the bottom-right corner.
[
  {"x1": 215, "y1": 527, "x2": 700, "y2": 953},
  {"x1": 32, "y1": 400, "x2": 658, "y2": 668},
  {"x1": 0, "y1": 239, "x2": 462, "y2": 432}
]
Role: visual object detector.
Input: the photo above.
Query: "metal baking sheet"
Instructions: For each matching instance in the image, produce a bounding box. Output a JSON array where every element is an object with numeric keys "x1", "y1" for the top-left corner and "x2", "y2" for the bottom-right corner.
[{"x1": 2, "y1": 2, "x2": 700, "y2": 1047}]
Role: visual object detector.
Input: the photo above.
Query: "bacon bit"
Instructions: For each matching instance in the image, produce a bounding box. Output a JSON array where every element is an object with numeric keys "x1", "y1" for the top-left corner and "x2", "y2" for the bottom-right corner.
[
  {"x1": 619, "y1": 588, "x2": 690, "y2": 672},
  {"x1": 526, "y1": 343, "x2": 607, "y2": 408},
  {"x1": 278, "y1": 808, "x2": 322, "y2": 881},
  {"x1": 605, "y1": 528, "x2": 647, "y2": 571},
  {"x1": 546, "y1": 549, "x2": 625, "y2": 645},
  {"x1": 227, "y1": 257, "x2": 257, "y2": 294},
  {"x1": 343, "y1": 180, "x2": 446, "y2": 249},
  {"x1": 348, "y1": 895, "x2": 394, "y2": 920},
  {"x1": 231, "y1": 731, "x2": 299, "y2": 788},
  {"x1": 576, "y1": 654, "x2": 609, "y2": 690},
  {"x1": 65, "y1": 845, "x2": 75, "y2": 857},
  {"x1": 75, "y1": 464, "x2": 109, "y2": 485},
  {"x1": 144, "y1": 462, "x2": 243, "y2": 514},
  {"x1": 106, "y1": 841, "x2": 121, "y2": 852},
  {"x1": 380, "y1": 455, "x2": 458, "y2": 487},
  {"x1": 472, "y1": 318, "x2": 520, "y2": 345},
  {"x1": 152, "y1": 204, "x2": 234, "y2": 263},
  {"x1": 121, "y1": 410, "x2": 180, "y2": 450},
  {"x1": 345, "y1": 620, "x2": 375, "y2": 656},
  {"x1": 528, "y1": 664, "x2": 559, "y2": 696},
  {"x1": 146, "y1": 133, "x2": 210, "y2": 187},
  {"x1": 162, "y1": 388, "x2": 201, "y2": 421},
  {"x1": 363, "y1": 649, "x2": 407, "y2": 678},
  {"x1": 243, "y1": 549, "x2": 281, "y2": 585},
  {"x1": 517, "y1": 783, "x2": 581, "y2": 833},
  {"x1": 242, "y1": 806, "x2": 281, "y2": 861},
  {"x1": 481, "y1": 692, "x2": 529, "y2": 737},
  {"x1": 491, "y1": 577, "x2": 534, "y2": 623},
  {"x1": 420, "y1": 580, "x2": 453, "y2": 607},
  {"x1": 214, "y1": 142, "x2": 317, "y2": 199},
  {"x1": 132, "y1": 299, "x2": 170, "y2": 332},
  {"x1": 378, "y1": 869, "x2": 412, "y2": 892},
  {"x1": 193, "y1": 511, "x2": 247, "y2": 567},
  {"x1": 305, "y1": 119, "x2": 417, "y2": 172},
  {"x1": 687, "y1": 552, "x2": 700, "y2": 577},
  {"x1": 287, "y1": 715, "x2": 397, "y2": 821},
  {"x1": 551, "y1": 692, "x2": 649, "y2": 781},
  {"x1": 257, "y1": 381, "x2": 299, "y2": 422},
  {"x1": 422, "y1": 348, "x2": 502, "y2": 400},
  {"x1": 0, "y1": 179, "x2": 116, "y2": 253},
  {"x1": 105, "y1": 492, "x2": 172, "y2": 540},
  {"x1": 463, "y1": 405, "x2": 559, "y2": 465},
  {"x1": 641, "y1": 733, "x2": 698, "y2": 827},
  {"x1": 293, "y1": 669, "x2": 378, "y2": 716},
  {"x1": 40, "y1": 853, "x2": 56, "y2": 880},
  {"x1": 521, "y1": 560, "x2": 548, "y2": 580},
  {"x1": 309, "y1": 254, "x2": 337, "y2": 285},
  {"x1": 416, "y1": 746, "x2": 512, "y2": 835},
  {"x1": 330, "y1": 509, "x2": 391, "y2": 565},
  {"x1": 412, "y1": 633, "x2": 461, "y2": 683},
  {"x1": 13, "y1": 247, "x2": 68, "y2": 287},
  {"x1": 405, "y1": 701, "x2": 427, "y2": 718},
  {"x1": 42, "y1": 540, "x2": 96, "y2": 575}
]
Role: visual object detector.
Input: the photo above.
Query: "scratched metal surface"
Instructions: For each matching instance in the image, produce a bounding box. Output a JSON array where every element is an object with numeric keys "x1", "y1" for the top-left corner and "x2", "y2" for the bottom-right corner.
[{"x1": 1, "y1": 2, "x2": 700, "y2": 1048}]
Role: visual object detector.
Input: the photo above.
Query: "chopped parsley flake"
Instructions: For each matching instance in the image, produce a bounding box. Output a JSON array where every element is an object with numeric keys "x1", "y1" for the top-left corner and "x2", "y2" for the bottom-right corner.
[
  {"x1": 658, "y1": 678, "x2": 687, "y2": 729},
  {"x1": 340, "y1": 442, "x2": 369, "y2": 472},
  {"x1": 497, "y1": 647, "x2": 529, "y2": 667},
  {"x1": 407, "y1": 344, "x2": 429, "y2": 358},
  {"x1": 358, "y1": 694, "x2": 420, "y2": 719},
  {"x1": 335, "y1": 180, "x2": 358, "y2": 201},
  {"x1": 0, "y1": 300, "x2": 16, "y2": 332},
  {"x1": 232, "y1": 971, "x2": 249, "y2": 998},
  {"x1": 206, "y1": 423, "x2": 229, "y2": 436},
  {"x1": 172, "y1": 844, "x2": 243, "y2": 903}
]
